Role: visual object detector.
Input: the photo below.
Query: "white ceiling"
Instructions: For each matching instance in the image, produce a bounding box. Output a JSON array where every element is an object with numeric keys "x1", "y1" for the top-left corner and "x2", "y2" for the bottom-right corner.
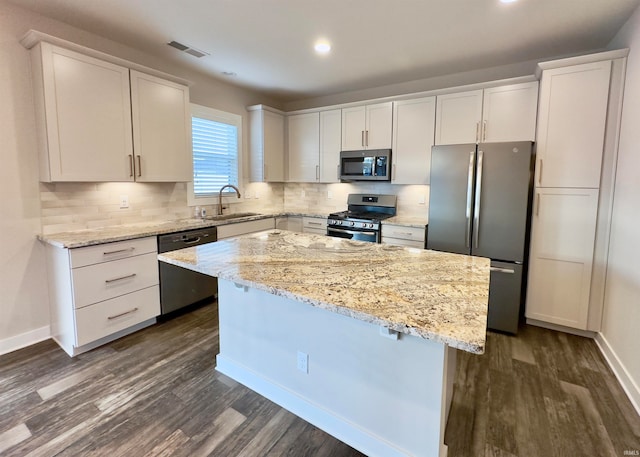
[{"x1": 9, "y1": 0, "x2": 640, "y2": 102}]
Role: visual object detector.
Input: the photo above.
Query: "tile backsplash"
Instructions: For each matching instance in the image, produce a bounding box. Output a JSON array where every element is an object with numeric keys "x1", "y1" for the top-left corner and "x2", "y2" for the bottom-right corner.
[
  {"x1": 39, "y1": 181, "x2": 427, "y2": 234},
  {"x1": 40, "y1": 182, "x2": 284, "y2": 234},
  {"x1": 284, "y1": 182, "x2": 429, "y2": 218}
]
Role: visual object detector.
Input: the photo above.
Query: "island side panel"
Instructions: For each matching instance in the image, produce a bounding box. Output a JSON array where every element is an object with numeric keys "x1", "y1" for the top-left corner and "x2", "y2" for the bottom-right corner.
[{"x1": 216, "y1": 279, "x2": 454, "y2": 457}]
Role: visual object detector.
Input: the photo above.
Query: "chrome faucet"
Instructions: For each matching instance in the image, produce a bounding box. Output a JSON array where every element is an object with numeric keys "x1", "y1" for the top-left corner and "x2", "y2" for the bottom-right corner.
[{"x1": 218, "y1": 184, "x2": 241, "y2": 215}]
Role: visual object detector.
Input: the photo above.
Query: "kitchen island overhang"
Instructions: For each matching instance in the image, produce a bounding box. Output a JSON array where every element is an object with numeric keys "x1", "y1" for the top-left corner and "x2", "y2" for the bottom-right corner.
[{"x1": 158, "y1": 230, "x2": 490, "y2": 457}]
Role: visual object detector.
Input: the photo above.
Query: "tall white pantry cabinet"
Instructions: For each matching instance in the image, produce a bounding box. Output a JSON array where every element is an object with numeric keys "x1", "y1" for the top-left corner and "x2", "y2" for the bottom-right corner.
[{"x1": 526, "y1": 50, "x2": 628, "y2": 332}]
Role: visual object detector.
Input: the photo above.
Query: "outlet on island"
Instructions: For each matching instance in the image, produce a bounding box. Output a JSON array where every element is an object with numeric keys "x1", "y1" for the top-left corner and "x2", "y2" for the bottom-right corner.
[{"x1": 297, "y1": 351, "x2": 309, "y2": 374}]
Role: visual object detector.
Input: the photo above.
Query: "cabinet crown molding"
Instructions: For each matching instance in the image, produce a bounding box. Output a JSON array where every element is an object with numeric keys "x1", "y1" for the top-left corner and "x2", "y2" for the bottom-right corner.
[
  {"x1": 536, "y1": 48, "x2": 629, "y2": 78},
  {"x1": 20, "y1": 29, "x2": 191, "y2": 87},
  {"x1": 246, "y1": 104, "x2": 285, "y2": 114}
]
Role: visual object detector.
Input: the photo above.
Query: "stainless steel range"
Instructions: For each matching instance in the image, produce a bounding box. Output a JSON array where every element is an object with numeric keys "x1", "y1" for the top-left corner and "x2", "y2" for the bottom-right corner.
[{"x1": 327, "y1": 194, "x2": 397, "y2": 243}]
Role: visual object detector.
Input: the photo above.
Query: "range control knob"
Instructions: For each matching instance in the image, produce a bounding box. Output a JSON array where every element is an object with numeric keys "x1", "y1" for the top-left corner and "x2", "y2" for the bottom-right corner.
[
  {"x1": 369, "y1": 223, "x2": 374, "y2": 228},
  {"x1": 350, "y1": 221, "x2": 355, "y2": 227}
]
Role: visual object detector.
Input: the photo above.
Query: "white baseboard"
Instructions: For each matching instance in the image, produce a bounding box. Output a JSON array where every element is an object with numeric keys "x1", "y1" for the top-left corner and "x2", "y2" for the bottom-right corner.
[
  {"x1": 526, "y1": 318, "x2": 597, "y2": 338},
  {"x1": 0, "y1": 326, "x2": 51, "y2": 356},
  {"x1": 595, "y1": 333, "x2": 640, "y2": 416}
]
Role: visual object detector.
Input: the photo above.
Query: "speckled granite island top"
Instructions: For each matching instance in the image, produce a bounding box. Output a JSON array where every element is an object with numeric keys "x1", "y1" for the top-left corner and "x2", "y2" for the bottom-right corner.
[{"x1": 159, "y1": 230, "x2": 489, "y2": 354}]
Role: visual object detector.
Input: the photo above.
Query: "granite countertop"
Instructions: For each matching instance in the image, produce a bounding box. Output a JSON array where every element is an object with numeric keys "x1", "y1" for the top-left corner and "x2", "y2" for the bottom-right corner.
[
  {"x1": 158, "y1": 230, "x2": 489, "y2": 354},
  {"x1": 384, "y1": 215, "x2": 428, "y2": 227},
  {"x1": 38, "y1": 212, "x2": 428, "y2": 249},
  {"x1": 38, "y1": 213, "x2": 280, "y2": 248}
]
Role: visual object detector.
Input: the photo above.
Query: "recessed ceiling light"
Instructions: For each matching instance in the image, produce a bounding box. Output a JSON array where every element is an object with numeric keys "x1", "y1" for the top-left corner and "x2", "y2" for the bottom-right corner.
[
  {"x1": 500, "y1": 0, "x2": 518, "y2": 3},
  {"x1": 314, "y1": 41, "x2": 331, "y2": 54},
  {"x1": 222, "y1": 71, "x2": 237, "y2": 77}
]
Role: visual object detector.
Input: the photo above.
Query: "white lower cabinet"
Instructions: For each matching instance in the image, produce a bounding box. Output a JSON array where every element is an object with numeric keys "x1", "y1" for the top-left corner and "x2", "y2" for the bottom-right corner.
[
  {"x1": 302, "y1": 216, "x2": 327, "y2": 235},
  {"x1": 75, "y1": 286, "x2": 159, "y2": 347},
  {"x1": 46, "y1": 236, "x2": 160, "y2": 356},
  {"x1": 217, "y1": 218, "x2": 276, "y2": 239},
  {"x1": 525, "y1": 188, "x2": 599, "y2": 329},
  {"x1": 276, "y1": 216, "x2": 303, "y2": 232},
  {"x1": 381, "y1": 224, "x2": 426, "y2": 248}
]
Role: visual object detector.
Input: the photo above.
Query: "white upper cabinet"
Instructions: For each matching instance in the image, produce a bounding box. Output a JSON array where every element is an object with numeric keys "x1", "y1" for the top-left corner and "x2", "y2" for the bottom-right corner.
[
  {"x1": 535, "y1": 61, "x2": 612, "y2": 189},
  {"x1": 392, "y1": 97, "x2": 436, "y2": 184},
  {"x1": 435, "y1": 82, "x2": 538, "y2": 145},
  {"x1": 29, "y1": 41, "x2": 192, "y2": 183},
  {"x1": 31, "y1": 42, "x2": 134, "y2": 182},
  {"x1": 249, "y1": 105, "x2": 285, "y2": 182},
  {"x1": 434, "y1": 90, "x2": 483, "y2": 145},
  {"x1": 319, "y1": 109, "x2": 341, "y2": 183},
  {"x1": 341, "y1": 102, "x2": 392, "y2": 150},
  {"x1": 130, "y1": 70, "x2": 192, "y2": 182},
  {"x1": 287, "y1": 112, "x2": 320, "y2": 182},
  {"x1": 482, "y1": 82, "x2": 538, "y2": 142}
]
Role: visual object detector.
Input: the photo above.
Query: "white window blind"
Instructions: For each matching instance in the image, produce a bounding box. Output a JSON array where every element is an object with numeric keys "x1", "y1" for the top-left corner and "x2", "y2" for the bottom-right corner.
[{"x1": 192, "y1": 116, "x2": 239, "y2": 196}]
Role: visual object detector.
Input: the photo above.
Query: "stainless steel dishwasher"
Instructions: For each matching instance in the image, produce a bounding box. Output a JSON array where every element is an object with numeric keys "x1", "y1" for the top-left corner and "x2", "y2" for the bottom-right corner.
[{"x1": 158, "y1": 226, "x2": 217, "y2": 315}]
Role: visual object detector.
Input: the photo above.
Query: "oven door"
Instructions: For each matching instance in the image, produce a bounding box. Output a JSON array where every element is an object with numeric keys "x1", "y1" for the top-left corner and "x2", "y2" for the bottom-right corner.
[{"x1": 327, "y1": 226, "x2": 379, "y2": 243}]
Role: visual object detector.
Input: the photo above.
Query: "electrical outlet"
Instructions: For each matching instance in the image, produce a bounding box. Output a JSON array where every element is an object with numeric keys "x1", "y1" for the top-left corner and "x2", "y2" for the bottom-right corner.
[
  {"x1": 244, "y1": 191, "x2": 252, "y2": 199},
  {"x1": 119, "y1": 195, "x2": 129, "y2": 209},
  {"x1": 297, "y1": 351, "x2": 308, "y2": 374},
  {"x1": 327, "y1": 190, "x2": 333, "y2": 199},
  {"x1": 418, "y1": 195, "x2": 426, "y2": 205},
  {"x1": 301, "y1": 190, "x2": 306, "y2": 198}
]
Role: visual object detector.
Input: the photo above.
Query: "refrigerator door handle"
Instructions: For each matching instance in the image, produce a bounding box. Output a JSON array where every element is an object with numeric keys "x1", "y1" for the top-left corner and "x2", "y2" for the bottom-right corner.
[
  {"x1": 465, "y1": 151, "x2": 475, "y2": 248},
  {"x1": 473, "y1": 150, "x2": 483, "y2": 249},
  {"x1": 490, "y1": 266, "x2": 515, "y2": 274}
]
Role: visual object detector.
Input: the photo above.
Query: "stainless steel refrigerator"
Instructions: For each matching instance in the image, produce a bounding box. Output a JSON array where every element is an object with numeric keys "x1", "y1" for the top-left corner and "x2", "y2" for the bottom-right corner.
[{"x1": 427, "y1": 142, "x2": 534, "y2": 333}]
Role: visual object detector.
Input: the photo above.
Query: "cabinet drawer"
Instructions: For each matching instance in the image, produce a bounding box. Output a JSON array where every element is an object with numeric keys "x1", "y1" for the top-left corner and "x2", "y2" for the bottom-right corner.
[
  {"x1": 72, "y1": 252, "x2": 159, "y2": 309},
  {"x1": 70, "y1": 237, "x2": 157, "y2": 268},
  {"x1": 75, "y1": 285, "x2": 159, "y2": 346},
  {"x1": 381, "y1": 237, "x2": 425, "y2": 249},
  {"x1": 302, "y1": 217, "x2": 327, "y2": 231},
  {"x1": 217, "y1": 218, "x2": 275, "y2": 239},
  {"x1": 382, "y1": 225, "x2": 426, "y2": 243}
]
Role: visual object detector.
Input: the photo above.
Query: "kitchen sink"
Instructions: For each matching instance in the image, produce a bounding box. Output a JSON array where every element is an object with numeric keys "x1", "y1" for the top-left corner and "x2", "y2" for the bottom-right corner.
[{"x1": 204, "y1": 212, "x2": 261, "y2": 221}]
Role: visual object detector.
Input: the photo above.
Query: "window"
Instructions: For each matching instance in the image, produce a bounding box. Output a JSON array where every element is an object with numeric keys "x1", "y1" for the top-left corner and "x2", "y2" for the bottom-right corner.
[{"x1": 188, "y1": 104, "x2": 242, "y2": 206}]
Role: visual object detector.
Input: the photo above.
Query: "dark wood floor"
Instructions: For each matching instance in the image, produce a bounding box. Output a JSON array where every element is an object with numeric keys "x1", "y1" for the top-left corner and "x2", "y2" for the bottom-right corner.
[{"x1": 1, "y1": 301, "x2": 638, "y2": 457}]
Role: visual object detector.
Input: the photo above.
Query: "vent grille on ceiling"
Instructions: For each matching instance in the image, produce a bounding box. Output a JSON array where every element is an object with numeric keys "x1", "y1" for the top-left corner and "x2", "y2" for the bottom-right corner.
[{"x1": 167, "y1": 40, "x2": 209, "y2": 58}]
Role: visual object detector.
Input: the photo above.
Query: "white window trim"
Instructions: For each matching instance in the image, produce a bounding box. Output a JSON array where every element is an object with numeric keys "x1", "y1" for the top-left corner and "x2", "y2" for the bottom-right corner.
[{"x1": 187, "y1": 103, "x2": 243, "y2": 207}]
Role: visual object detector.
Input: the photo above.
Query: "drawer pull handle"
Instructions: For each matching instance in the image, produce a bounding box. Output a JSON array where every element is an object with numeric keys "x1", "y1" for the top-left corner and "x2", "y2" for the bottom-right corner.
[
  {"x1": 393, "y1": 231, "x2": 414, "y2": 237},
  {"x1": 105, "y1": 273, "x2": 137, "y2": 284},
  {"x1": 103, "y1": 247, "x2": 135, "y2": 256},
  {"x1": 107, "y1": 308, "x2": 139, "y2": 320},
  {"x1": 490, "y1": 267, "x2": 515, "y2": 274},
  {"x1": 308, "y1": 221, "x2": 322, "y2": 226}
]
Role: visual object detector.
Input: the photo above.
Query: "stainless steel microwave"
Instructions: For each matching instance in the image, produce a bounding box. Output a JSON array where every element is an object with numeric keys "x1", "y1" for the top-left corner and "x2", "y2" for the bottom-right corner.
[{"x1": 339, "y1": 149, "x2": 391, "y2": 181}]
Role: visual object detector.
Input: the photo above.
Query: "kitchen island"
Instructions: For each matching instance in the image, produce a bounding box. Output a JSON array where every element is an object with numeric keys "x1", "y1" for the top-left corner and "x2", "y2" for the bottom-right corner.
[{"x1": 158, "y1": 230, "x2": 490, "y2": 457}]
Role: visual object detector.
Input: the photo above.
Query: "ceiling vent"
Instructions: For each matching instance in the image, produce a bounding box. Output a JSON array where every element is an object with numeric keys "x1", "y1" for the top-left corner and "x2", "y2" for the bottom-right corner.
[{"x1": 167, "y1": 40, "x2": 209, "y2": 58}]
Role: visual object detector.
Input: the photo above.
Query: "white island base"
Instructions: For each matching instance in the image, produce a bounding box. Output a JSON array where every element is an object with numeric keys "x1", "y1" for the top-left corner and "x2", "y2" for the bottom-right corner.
[{"x1": 215, "y1": 279, "x2": 457, "y2": 457}]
